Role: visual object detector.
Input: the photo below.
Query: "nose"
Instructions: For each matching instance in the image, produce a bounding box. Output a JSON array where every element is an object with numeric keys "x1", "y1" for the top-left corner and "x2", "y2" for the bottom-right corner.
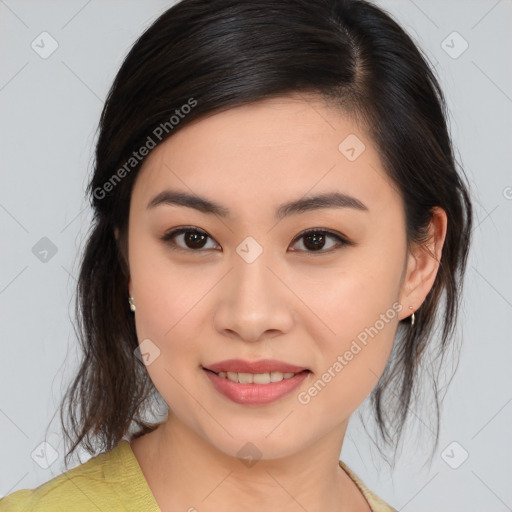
[{"x1": 212, "y1": 249, "x2": 295, "y2": 343}]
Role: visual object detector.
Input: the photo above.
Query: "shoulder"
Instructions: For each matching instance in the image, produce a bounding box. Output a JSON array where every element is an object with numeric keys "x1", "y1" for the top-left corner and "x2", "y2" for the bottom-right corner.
[
  {"x1": 339, "y1": 460, "x2": 397, "y2": 512},
  {"x1": 0, "y1": 441, "x2": 145, "y2": 512}
]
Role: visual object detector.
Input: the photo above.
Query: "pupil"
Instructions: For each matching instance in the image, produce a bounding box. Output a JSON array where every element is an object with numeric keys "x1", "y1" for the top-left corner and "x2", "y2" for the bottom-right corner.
[
  {"x1": 186, "y1": 231, "x2": 206, "y2": 249},
  {"x1": 304, "y1": 232, "x2": 325, "y2": 251}
]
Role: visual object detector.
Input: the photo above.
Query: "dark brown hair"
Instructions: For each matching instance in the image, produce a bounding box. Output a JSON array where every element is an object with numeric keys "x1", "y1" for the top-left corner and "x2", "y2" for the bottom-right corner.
[{"x1": 55, "y1": 0, "x2": 473, "y2": 469}]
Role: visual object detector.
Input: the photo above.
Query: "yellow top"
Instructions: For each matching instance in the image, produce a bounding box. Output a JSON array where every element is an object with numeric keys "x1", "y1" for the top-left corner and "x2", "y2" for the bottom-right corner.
[{"x1": 0, "y1": 440, "x2": 396, "y2": 511}]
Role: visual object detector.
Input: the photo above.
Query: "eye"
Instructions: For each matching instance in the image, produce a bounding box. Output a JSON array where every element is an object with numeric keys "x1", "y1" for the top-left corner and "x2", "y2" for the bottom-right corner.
[
  {"x1": 161, "y1": 226, "x2": 351, "y2": 254},
  {"x1": 289, "y1": 229, "x2": 350, "y2": 253},
  {"x1": 161, "y1": 226, "x2": 219, "y2": 252}
]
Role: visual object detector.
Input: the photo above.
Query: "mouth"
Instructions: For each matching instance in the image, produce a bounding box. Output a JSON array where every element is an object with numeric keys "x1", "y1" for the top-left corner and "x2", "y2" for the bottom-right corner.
[
  {"x1": 202, "y1": 367, "x2": 310, "y2": 384},
  {"x1": 201, "y1": 360, "x2": 312, "y2": 405}
]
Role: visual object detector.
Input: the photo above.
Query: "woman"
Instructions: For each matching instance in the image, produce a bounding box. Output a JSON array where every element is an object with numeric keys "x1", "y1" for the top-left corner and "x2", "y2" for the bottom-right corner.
[{"x1": 0, "y1": 0, "x2": 472, "y2": 510}]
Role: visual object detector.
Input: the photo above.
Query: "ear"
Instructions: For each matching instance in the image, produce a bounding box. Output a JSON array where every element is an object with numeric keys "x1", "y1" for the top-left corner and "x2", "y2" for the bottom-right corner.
[{"x1": 398, "y1": 207, "x2": 448, "y2": 320}]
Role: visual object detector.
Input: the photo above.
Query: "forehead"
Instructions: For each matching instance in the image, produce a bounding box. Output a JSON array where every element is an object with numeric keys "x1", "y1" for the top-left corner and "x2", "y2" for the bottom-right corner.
[{"x1": 131, "y1": 95, "x2": 399, "y2": 218}]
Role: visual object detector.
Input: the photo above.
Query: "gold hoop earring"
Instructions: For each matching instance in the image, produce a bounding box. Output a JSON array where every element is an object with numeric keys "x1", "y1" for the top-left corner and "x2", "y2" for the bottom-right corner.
[
  {"x1": 408, "y1": 305, "x2": 415, "y2": 326},
  {"x1": 128, "y1": 296, "x2": 136, "y2": 312}
]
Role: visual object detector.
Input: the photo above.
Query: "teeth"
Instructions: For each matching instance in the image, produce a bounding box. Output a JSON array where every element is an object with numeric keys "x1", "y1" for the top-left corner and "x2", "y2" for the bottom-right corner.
[{"x1": 217, "y1": 371, "x2": 298, "y2": 384}]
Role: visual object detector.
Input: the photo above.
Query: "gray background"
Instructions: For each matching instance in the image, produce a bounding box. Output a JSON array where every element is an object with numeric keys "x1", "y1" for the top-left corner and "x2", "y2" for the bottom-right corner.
[{"x1": 1, "y1": 0, "x2": 511, "y2": 510}]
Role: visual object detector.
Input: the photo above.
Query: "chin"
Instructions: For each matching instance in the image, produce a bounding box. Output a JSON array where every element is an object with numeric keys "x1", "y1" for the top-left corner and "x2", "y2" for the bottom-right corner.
[{"x1": 201, "y1": 425, "x2": 309, "y2": 463}]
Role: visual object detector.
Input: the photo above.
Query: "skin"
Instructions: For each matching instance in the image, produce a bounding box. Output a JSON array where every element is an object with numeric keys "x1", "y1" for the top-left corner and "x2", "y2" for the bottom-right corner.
[{"x1": 116, "y1": 93, "x2": 447, "y2": 512}]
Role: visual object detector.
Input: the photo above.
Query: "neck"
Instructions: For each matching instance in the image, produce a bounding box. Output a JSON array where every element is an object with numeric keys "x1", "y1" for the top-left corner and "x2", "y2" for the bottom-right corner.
[{"x1": 130, "y1": 411, "x2": 371, "y2": 512}]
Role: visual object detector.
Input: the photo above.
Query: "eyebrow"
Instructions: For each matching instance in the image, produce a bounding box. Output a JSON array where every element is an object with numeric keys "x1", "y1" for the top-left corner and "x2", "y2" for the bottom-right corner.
[{"x1": 146, "y1": 189, "x2": 368, "y2": 220}]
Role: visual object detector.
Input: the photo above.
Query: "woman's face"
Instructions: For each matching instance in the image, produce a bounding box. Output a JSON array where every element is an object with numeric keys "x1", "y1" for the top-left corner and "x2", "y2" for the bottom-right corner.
[{"x1": 125, "y1": 94, "x2": 414, "y2": 460}]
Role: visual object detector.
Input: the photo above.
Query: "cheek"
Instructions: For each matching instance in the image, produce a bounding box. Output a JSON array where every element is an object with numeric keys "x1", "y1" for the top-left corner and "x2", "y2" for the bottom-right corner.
[
  {"x1": 288, "y1": 245, "x2": 403, "y2": 405},
  {"x1": 130, "y1": 269, "x2": 206, "y2": 414},
  {"x1": 290, "y1": 246, "x2": 404, "y2": 339},
  {"x1": 298, "y1": 301, "x2": 400, "y2": 424},
  {"x1": 128, "y1": 229, "x2": 209, "y2": 337}
]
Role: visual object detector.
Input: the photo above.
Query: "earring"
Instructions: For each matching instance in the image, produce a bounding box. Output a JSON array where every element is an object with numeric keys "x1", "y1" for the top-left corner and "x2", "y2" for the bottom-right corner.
[
  {"x1": 408, "y1": 306, "x2": 415, "y2": 326},
  {"x1": 128, "y1": 296, "x2": 136, "y2": 312}
]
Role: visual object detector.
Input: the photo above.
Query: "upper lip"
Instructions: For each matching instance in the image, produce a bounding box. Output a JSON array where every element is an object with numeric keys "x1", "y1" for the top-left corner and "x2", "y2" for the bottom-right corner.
[{"x1": 203, "y1": 359, "x2": 309, "y2": 374}]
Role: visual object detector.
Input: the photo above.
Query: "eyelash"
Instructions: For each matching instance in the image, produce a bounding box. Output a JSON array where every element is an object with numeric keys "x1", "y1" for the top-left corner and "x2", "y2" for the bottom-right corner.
[{"x1": 160, "y1": 226, "x2": 352, "y2": 255}]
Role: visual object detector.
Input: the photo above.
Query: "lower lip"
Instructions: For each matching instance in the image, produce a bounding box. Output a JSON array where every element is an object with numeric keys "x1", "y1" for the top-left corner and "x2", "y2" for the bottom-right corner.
[{"x1": 203, "y1": 368, "x2": 310, "y2": 405}]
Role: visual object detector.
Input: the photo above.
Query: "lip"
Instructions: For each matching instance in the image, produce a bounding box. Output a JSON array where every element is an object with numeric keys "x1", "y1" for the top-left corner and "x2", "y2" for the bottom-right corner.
[
  {"x1": 203, "y1": 359, "x2": 309, "y2": 374},
  {"x1": 203, "y1": 368, "x2": 310, "y2": 405}
]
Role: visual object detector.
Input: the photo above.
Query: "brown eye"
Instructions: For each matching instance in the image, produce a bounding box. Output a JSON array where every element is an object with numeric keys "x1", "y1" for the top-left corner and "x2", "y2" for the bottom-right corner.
[
  {"x1": 161, "y1": 226, "x2": 351, "y2": 254},
  {"x1": 161, "y1": 227, "x2": 219, "y2": 252},
  {"x1": 290, "y1": 229, "x2": 350, "y2": 253}
]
